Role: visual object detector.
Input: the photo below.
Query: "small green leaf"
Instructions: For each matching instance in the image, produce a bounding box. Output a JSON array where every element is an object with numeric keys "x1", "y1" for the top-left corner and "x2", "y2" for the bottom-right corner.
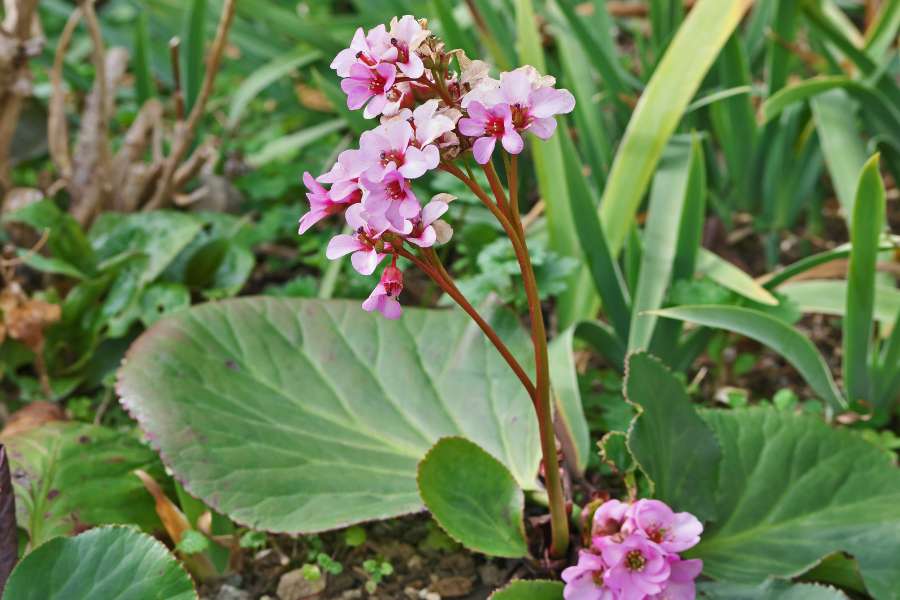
[
  {"x1": 2, "y1": 422, "x2": 163, "y2": 548},
  {"x1": 489, "y1": 580, "x2": 564, "y2": 600},
  {"x1": 176, "y1": 530, "x2": 209, "y2": 555},
  {"x1": 2, "y1": 526, "x2": 197, "y2": 600},
  {"x1": 624, "y1": 353, "x2": 721, "y2": 521},
  {"x1": 417, "y1": 437, "x2": 527, "y2": 558}
]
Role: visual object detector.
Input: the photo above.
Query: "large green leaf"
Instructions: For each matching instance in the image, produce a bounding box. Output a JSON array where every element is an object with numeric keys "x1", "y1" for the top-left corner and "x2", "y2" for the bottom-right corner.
[
  {"x1": 118, "y1": 298, "x2": 540, "y2": 533},
  {"x1": 598, "y1": 0, "x2": 753, "y2": 255},
  {"x1": 843, "y1": 155, "x2": 886, "y2": 406},
  {"x1": 653, "y1": 305, "x2": 845, "y2": 410},
  {"x1": 489, "y1": 580, "x2": 563, "y2": 599},
  {"x1": 2, "y1": 526, "x2": 197, "y2": 600},
  {"x1": 1, "y1": 423, "x2": 162, "y2": 548},
  {"x1": 417, "y1": 437, "x2": 527, "y2": 558},
  {"x1": 694, "y1": 408, "x2": 900, "y2": 599},
  {"x1": 700, "y1": 580, "x2": 849, "y2": 599},
  {"x1": 624, "y1": 353, "x2": 720, "y2": 521}
]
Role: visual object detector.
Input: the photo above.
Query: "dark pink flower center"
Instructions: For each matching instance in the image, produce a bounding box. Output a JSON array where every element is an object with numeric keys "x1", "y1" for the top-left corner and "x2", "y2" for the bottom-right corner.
[
  {"x1": 386, "y1": 180, "x2": 406, "y2": 200},
  {"x1": 510, "y1": 104, "x2": 533, "y2": 130},
  {"x1": 368, "y1": 71, "x2": 389, "y2": 93},
  {"x1": 625, "y1": 550, "x2": 647, "y2": 572},
  {"x1": 390, "y1": 38, "x2": 410, "y2": 64},
  {"x1": 355, "y1": 51, "x2": 377, "y2": 67},
  {"x1": 484, "y1": 115, "x2": 506, "y2": 138},
  {"x1": 380, "y1": 150, "x2": 406, "y2": 167},
  {"x1": 646, "y1": 527, "x2": 666, "y2": 544}
]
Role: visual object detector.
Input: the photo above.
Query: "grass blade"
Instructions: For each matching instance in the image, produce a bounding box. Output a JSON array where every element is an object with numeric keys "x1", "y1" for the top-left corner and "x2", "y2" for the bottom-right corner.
[
  {"x1": 696, "y1": 250, "x2": 779, "y2": 306},
  {"x1": 843, "y1": 154, "x2": 886, "y2": 406},
  {"x1": 628, "y1": 137, "x2": 700, "y2": 352},
  {"x1": 864, "y1": 0, "x2": 900, "y2": 59},
  {"x1": 779, "y1": 280, "x2": 900, "y2": 325},
  {"x1": 182, "y1": 0, "x2": 208, "y2": 114},
  {"x1": 598, "y1": 0, "x2": 753, "y2": 255},
  {"x1": 653, "y1": 305, "x2": 846, "y2": 410},
  {"x1": 133, "y1": 12, "x2": 155, "y2": 104}
]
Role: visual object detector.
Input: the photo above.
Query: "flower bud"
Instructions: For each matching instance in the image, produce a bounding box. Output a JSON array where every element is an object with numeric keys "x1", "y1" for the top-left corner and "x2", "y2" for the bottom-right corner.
[
  {"x1": 381, "y1": 265, "x2": 404, "y2": 297},
  {"x1": 433, "y1": 220, "x2": 453, "y2": 245}
]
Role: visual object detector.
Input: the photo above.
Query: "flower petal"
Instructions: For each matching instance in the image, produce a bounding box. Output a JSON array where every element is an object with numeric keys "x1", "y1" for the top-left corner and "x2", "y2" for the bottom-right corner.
[{"x1": 472, "y1": 136, "x2": 496, "y2": 164}]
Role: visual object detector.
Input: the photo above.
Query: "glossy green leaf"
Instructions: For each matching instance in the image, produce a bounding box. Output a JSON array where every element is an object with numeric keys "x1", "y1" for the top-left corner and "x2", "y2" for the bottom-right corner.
[
  {"x1": 118, "y1": 298, "x2": 540, "y2": 534},
  {"x1": 700, "y1": 580, "x2": 849, "y2": 599},
  {"x1": 599, "y1": 0, "x2": 753, "y2": 255},
  {"x1": 624, "y1": 353, "x2": 720, "y2": 520},
  {"x1": 629, "y1": 137, "x2": 703, "y2": 351},
  {"x1": 227, "y1": 49, "x2": 321, "y2": 129},
  {"x1": 1, "y1": 423, "x2": 162, "y2": 548},
  {"x1": 844, "y1": 155, "x2": 886, "y2": 405},
  {"x1": 417, "y1": 437, "x2": 527, "y2": 558},
  {"x1": 778, "y1": 280, "x2": 899, "y2": 326},
  {"x1": 653, "y1": 305, "x2": 845, "y2": 409},
  {"x1": 696, "y1": 250, "x2": 779, "y2": 306},
  {"x1": 811, "y1": 90, "x2": 868, "y2": 219},
  {"x1": 2, "y1": 526, "x2": 197, "y2": 600},
  {"x1": 695, "y1": 408, "x2": 900, "y2": 599},
  {"x1": 489, "y1": 580, "x2": 564, "y2": 600}
]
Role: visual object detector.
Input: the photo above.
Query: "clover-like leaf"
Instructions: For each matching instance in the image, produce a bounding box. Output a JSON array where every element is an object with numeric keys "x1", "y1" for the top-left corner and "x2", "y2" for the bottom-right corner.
[
  {"x1": 417, "y1": 437, "x2": 527, "y2": 558},
  {"x1": 2, "y1": 526, "x2": 197, "y2": 600},
  {"x1": 118, "y1": 298, "x2": 540, "y2": 534}
]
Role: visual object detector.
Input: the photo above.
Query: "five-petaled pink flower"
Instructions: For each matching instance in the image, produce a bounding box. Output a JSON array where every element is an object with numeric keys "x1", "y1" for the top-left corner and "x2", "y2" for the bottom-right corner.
[
  {"x1": 341, "y1": 63, "x2": 398, "y2": 119},
  {"x1": 599, "y1": 534, "x2": 671, "y2": 600},
  {"x1": 363, "y1": 264, "x2": 404, "y2": 319},
  {"x1": 561, "y1": 551, "x2": 616, "y2": 600},
  {"x1": 325, "y1": 204, "x2": 390, "y2": 276},
  {"x1": 649, "y1": 558, "x2": 703, "y2": 600},
  {"x1": 330, "y1": 24, "x2": 392, "y2": 77},
  {"x1": 592, "y1": 499, "x2": 631, "y2": 538},
  {"x1": 629, "y1": 500, "x2": 703, "y2": 554},
  {"x1": 496, "y1": 67, "x2": 576, "y2": 139},
  {"x1": 406, "y1": 199, "x2": 448, "y2": 247},
  {"x1": 298, "y1": 172, "x2": 361, "y2": 234},
  {"x1": 360, "y1": 120, "x2": 439, "y2": 182},
  {"x1": 362, "y1": 168, "x2": 420, "y2": 231},
  {"x1": 458, "y1": 101, "x2": 523, "y2": 164},
  {"x1": 384, "y1": 16, "x2": 429, "y2": 78}
]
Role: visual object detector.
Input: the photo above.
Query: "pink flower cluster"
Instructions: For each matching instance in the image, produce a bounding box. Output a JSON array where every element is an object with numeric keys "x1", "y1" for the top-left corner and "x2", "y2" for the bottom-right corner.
[
  {"x1": 297, "y1": 16, "x2": 575, "y2": 318},
  {"x1": 562, "y1": 499, "x2": 703, "y2": 600}
]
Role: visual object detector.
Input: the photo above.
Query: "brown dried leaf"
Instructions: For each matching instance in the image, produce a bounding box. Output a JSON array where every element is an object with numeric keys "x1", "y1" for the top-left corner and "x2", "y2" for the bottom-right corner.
[
  {"x1": 294, "y1": 83, "x2": 333, "y2": 113},
  {"x1": 0, "y1": 401, "x2": 66, "y2": 438}
]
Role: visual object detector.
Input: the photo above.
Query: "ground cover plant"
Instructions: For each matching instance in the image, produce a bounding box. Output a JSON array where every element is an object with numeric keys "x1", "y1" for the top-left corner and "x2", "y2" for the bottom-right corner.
[{"x1": 0, "y1": 0, "x2": 899, "y2": 598}]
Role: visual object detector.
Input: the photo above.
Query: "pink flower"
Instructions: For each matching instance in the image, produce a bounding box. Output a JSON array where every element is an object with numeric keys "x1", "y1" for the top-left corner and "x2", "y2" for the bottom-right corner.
[
  {"x1": 325, "y1": 204, "x2": 390, "y2": 276},
  {"x1": 458, "y1": 101, "x2": 523, "y2": 164},
  {"x1": 317, "y1": 149, "x2": 367, "y2": 200},
  {"x1": 561, "y1": 551, "x2": 616, "y2": 600},
  {"x1": 341, "y1": 63, "x2": 397, "y2": 119},
  {"x1": 298, "y1": 172, "x2": 361, "y2": 234},
  {"x1": 359, "y1": 120, "x2": 438, "y2": 182},
  {"x1": 497, "y1": 68, "x2": 575, "y2": 139},
  {"x1": 331, "y1": 26, "x2": 387, "y2": 77},
  {"x1": 412, "y1": 99, "x2": 457, "y2": 147},
  {"x1": 600, "y1": 535, "x2": 671, "y2": 600},
  {"x1": 363, "y1": 264, "x2": 404, "y2": 319},
  {"x1": 384, "y1": 15, "x2": 429, "y2": 78},
  {"x1": 361, "y1": 168, "x2": 420, "y2": 231},
  {"x1": 406, "y1": 199, "x2": 448, "y2": 247},
  {"x1": 593, "y1": 499, "x2": 631, "y2": 538},
  {"x1": 649, "y1": 559, "x2": 702, "y2": 600},
  {"x1": 629, "y1": 500, "x2": 703, "y2": 554}
]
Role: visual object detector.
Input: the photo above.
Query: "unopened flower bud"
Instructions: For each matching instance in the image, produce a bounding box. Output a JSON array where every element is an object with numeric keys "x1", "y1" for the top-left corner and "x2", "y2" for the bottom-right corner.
[{"x1": 381, "y1": 265, "x2": 404, "y2": 297}]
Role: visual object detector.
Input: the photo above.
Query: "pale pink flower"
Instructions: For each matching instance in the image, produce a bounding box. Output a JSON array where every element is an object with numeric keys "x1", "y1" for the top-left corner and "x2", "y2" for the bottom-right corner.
[
  {"x1": 317, "y1": 149, "x2": 367, "y2": 200},
  {"x1": 458, "y1": 101, "x2": 523, "y2": 164},
  {"x1": 383, "y1": 15, "x2": 430, "y2": 79},
  {"x1": 593, "y1": 499, "x2": 631, "y2": 538},
  {"x1": 495, "y1": 67, "x2": 575, "y2": 139},
  {"x1": 330, "y1": 25, "x2": 391, "y2": 77},
  {"x1": 359, "y1": 120, "x2": 438, "y2": 182},
  {"x1": 561, "y1": 551, "x2": 616, "y2": 600},
  {"x1": 363, "y1": 265, "x2": 404, "y2": 319},
  {"x1": 629, "y1": 500, "x2": 703, "y2": 554},
  {"x1": 412, "y1": 99, "x2": 457, "y2": 146},
  {"x1": 341, "y1": 63, "x2": 397, "y2": 119},
  {"x1": 297, "y1": 172, "x2": 361, "y2": 234},
  {"x1": 600, "y1": 535, "x2": 671, "y2": 600},
  {"x1": 649, "y1": 559, "x2": 702, "y2": 600},
  {"x1": 325, "y1": 204, "x2": 390, "y2": 276},
  {"x1": 406, "y1": 199, "x2": 448, "y2": 247},
  {"x1": 361, "y1": 168, "x2": 420, "y2": 231}
]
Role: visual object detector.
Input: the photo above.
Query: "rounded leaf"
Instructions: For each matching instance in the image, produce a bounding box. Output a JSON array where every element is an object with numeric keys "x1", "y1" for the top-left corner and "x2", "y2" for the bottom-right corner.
[
  {"x1": 118, "y1": 298, "x2": 540, "y2": 534},
  {"x1": 489, "y1": 580, "x2": 563, "y2": 599},
  {"x1": 417, "y1": 437, "x2": 527, "y2": 558},
  {"x1": 2, "y1": 526, "x2": 197, "y2": 600}
]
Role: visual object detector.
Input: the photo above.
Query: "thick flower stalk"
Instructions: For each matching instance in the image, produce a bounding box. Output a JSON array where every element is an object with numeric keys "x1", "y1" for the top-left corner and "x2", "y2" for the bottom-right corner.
[
  {"x1": 297, "y1": 16, "x2": 575, "y2": 557},
  {"x1": 563, "y1": 499, "x2": 703, "y2": 599}
]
